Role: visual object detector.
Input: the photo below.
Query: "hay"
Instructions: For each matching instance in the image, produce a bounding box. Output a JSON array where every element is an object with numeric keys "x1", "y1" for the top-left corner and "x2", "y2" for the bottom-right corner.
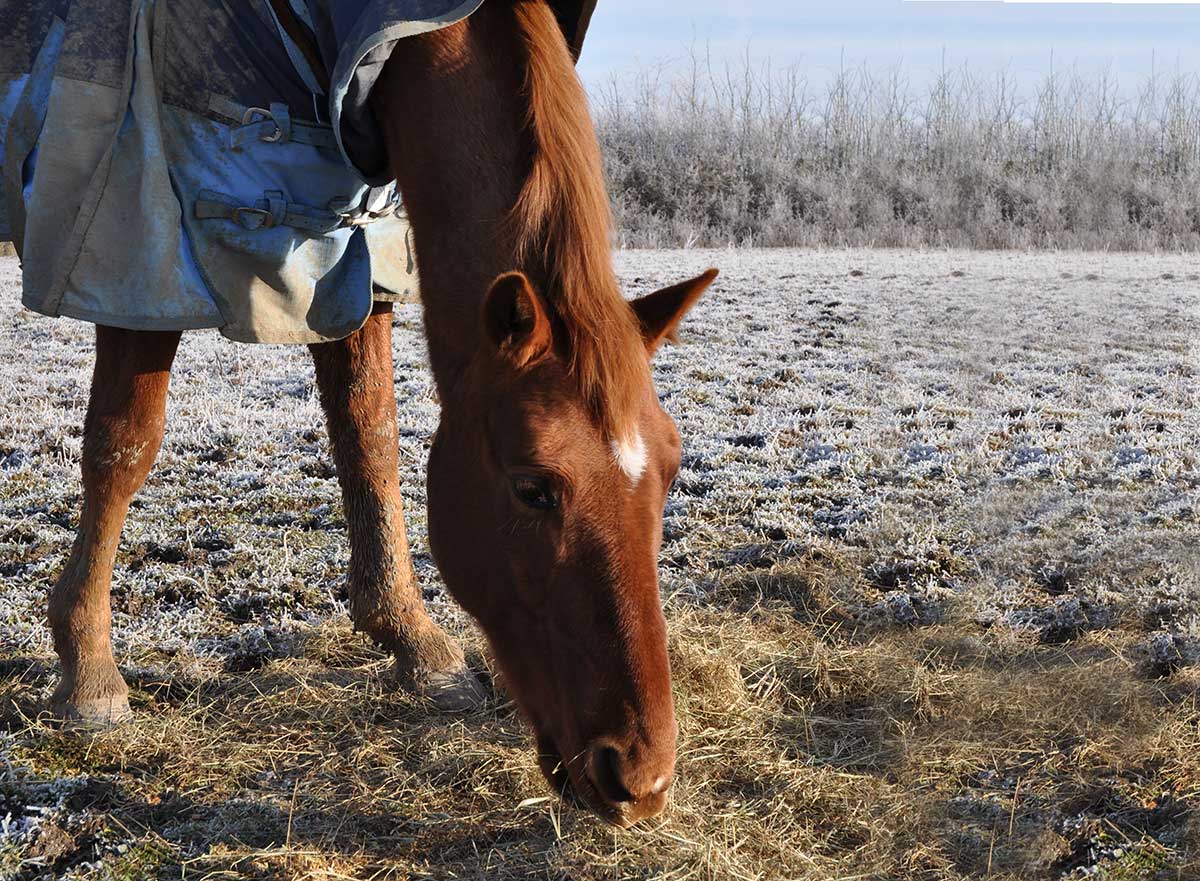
[{"x1": 0, "y1": 249, "x2": 1196, "y2": 879}]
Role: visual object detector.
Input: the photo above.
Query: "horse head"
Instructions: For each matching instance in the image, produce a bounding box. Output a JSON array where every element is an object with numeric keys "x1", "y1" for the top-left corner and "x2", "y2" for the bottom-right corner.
[{"x1": 427, "y1": 268, "x2": 717, "y2": 825}]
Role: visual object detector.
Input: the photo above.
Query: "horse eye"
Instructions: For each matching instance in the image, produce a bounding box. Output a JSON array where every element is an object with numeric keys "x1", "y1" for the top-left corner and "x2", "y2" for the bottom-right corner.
[{"x1": 511, "y1": 475, "x2": 557, "y2": 510}]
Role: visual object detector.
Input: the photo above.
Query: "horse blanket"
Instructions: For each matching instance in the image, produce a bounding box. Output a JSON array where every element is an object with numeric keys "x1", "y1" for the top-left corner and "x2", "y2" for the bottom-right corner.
[{"x1": 0, "y1": 0, "x2": 593, "y2": 343}]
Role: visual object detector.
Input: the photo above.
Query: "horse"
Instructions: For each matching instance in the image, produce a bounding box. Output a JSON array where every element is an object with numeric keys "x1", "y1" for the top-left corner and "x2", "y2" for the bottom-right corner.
[{"x1": 37, "y1": 0, "x2": 717, "y2": 827}]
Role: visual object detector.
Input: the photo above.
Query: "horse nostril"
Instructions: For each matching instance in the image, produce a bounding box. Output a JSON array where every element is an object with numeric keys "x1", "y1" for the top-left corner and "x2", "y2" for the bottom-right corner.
[{"x1": 591, "y1": 745, "x2": 635, "y2": 805}]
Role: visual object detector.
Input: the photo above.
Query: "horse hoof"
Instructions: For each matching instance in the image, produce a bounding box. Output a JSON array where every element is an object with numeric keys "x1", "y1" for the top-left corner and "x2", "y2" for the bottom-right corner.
[
  {"x1": 51, "y1": 695, "x2": 134, "y2": 728},
  {"x1": 414, "y1": 666, "x2": 488, "y2": 713}
]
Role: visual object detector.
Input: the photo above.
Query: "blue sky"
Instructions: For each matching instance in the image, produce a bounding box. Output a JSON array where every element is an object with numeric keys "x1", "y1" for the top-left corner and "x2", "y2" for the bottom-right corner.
[{"x1": 578, "y1": 1, "x2": 1200, "y2": 91}]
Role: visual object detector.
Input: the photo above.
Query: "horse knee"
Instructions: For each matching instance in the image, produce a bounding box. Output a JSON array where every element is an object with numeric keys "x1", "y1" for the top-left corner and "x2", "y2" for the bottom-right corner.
[
  {"x1": 82, "y1": 327, "x2": 178, "y2": 495},
  {"x1": 80, "y1": 411, "x2": 165, "y2": 496}
]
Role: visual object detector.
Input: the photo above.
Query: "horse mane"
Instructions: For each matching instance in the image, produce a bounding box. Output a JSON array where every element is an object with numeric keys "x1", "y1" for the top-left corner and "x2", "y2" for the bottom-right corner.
[{"x1": 510, "y1": 0, "x2": 648, "y2": 442}]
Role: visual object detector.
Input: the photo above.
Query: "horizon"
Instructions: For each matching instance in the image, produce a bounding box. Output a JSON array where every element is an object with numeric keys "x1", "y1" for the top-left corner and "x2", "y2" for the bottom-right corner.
[{"x1": 577, "y1": 0, "x2": 1200, "y2": 94}]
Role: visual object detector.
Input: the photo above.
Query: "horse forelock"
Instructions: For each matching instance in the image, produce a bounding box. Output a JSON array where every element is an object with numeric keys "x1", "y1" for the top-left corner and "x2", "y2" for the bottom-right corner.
[{"x1": 509, "y1": 0, "x2": 648, "y2": 444}]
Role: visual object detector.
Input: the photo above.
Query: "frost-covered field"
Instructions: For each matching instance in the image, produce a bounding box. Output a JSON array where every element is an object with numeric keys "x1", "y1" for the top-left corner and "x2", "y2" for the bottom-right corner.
[{"x1": 0, "y1": 249, "x2": 1197, "y2": 880}]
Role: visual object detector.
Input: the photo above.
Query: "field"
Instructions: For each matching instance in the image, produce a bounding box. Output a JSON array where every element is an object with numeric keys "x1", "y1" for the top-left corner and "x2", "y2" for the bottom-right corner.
[{"x1": 0, "y1": 248, "x2": 1197, "y2": 880}]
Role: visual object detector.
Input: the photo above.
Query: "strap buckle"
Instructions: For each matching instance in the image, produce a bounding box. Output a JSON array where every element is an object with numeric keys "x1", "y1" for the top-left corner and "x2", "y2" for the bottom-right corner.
[
  {"x1": 333, "y1": 209, "x2": 383, "y2": 228},
  {"x1": 329, "y1": 186, "x2": 400, "y2": 227},
  {"x1": 232, "y1": 206, "x2": 275, "y2": 229},
  {"x1": 241, "y1": 106, "x2": 284, "y2": 143}
]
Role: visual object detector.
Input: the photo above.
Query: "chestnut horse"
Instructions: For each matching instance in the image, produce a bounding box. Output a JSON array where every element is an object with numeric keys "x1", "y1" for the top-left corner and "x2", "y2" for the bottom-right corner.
[{"x1": 45, "y1": 0, "x2": 716, "y2": 826}]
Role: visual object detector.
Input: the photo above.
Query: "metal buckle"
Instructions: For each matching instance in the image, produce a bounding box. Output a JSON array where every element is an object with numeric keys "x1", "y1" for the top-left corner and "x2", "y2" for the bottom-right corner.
[
  {"x1": 328, "y1": 188, "x2": 399, "y2": 228},
  {"x1": 232, "y1": 206, "x2": 274, "y2": 229},
  {"x1": 330, "y1": 199, "x2": 367, "y2": 228},
  {"x1": 241, "y1": 106, "x2": 282, "y2": 143},
  {"x1": 335, "y1": 211, "x2": 374, "y2": 228}
]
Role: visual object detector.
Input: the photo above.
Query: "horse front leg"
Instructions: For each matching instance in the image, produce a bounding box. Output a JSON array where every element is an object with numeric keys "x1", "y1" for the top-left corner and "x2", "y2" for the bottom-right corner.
[
  {"x1": 48, "y1": 326, "x2": 181, "y2": 724},
  {"x1": 309, "y1": 303, "x2": 483, "y2": 711}
]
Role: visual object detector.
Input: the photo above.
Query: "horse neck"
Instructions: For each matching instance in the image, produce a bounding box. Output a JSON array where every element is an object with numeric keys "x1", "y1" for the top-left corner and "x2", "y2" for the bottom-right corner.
[{"x1": 372, "y1": 7, "x2": 541, "y2": 392}]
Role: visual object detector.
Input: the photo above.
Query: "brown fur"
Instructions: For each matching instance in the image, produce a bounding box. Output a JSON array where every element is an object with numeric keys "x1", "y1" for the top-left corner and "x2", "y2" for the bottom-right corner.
[
  {"x1": 373, "y1": 1, "x2": 717, "y2": 825},
  {"x1": 509, "y1": 1, "x2": 648, "y2": 441},
  {"x1": 48, "y1": 327, "x2": 181, "y2": 723},
  {"x1": 41, "y1": 0, "x2": 716, "y2": 828},
  {"x1": 309, "y1": 304, "x2": 466, "y2": 686}
]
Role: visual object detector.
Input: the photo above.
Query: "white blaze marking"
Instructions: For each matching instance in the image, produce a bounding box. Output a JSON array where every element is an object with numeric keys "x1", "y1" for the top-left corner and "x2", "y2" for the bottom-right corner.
[{"x1": 612, "y1": 432, "x2": 648, "y2": 484}]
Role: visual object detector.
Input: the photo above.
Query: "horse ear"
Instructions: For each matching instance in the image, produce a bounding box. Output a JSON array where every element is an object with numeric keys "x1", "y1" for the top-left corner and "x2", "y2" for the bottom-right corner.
[
  {"x1": 482, "y1": 272, "x2": 552, "y2": 367},
  {"x1": 630, "y1": 268, "x2": 719, "y2": 353}
]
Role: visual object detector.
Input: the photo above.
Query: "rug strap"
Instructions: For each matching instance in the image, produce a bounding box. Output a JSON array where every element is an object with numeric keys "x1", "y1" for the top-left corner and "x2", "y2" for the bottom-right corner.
[
  {"x1": 208, "y1": 97, "x2": 338, "y2": 152},
  {"x1": 194, "y1": 187, "x2": 388, "y2": 235}
]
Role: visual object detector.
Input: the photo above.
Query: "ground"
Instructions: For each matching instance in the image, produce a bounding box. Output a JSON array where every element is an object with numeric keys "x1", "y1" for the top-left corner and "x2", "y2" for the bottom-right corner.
[{"x1": 0, "y1": 249, "x2": 1197, "y2": 880}]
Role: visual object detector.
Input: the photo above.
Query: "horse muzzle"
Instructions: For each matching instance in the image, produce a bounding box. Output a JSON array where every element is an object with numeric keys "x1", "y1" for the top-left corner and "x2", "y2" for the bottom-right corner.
[{"x1": 538, "y1": 729, "x2": 675, "y2": 827}]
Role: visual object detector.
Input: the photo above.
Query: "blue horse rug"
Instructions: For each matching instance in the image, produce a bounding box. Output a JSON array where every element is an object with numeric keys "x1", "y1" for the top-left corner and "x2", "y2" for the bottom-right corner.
[{"x1": 0, "y1": 0, "x2": 591, "y2": 343}]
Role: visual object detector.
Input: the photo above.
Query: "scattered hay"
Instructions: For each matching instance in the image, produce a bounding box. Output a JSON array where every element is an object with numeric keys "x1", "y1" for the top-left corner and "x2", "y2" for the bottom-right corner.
[
  {"x1": 1, "y1": 601, "x2": 1196, "y2": 879},
  {"x1": 1, "y1": 250, "x2": 1197, "y2": 878}
]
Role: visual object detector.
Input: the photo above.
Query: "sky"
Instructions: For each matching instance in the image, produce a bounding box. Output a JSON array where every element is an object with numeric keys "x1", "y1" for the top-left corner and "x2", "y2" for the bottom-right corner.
[{"x1": 577, "y1": 1, "x2": 1200, "y2": 93}]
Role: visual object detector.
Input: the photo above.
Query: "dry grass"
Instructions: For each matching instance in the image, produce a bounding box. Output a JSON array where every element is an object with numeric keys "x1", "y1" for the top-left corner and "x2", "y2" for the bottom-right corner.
[
  {"x1": 1, "y1": 593, "x2": 1197, "y2": 880},
  {"x1": 1, "y1": 250, "x2": 1197, "y2": 879}
]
